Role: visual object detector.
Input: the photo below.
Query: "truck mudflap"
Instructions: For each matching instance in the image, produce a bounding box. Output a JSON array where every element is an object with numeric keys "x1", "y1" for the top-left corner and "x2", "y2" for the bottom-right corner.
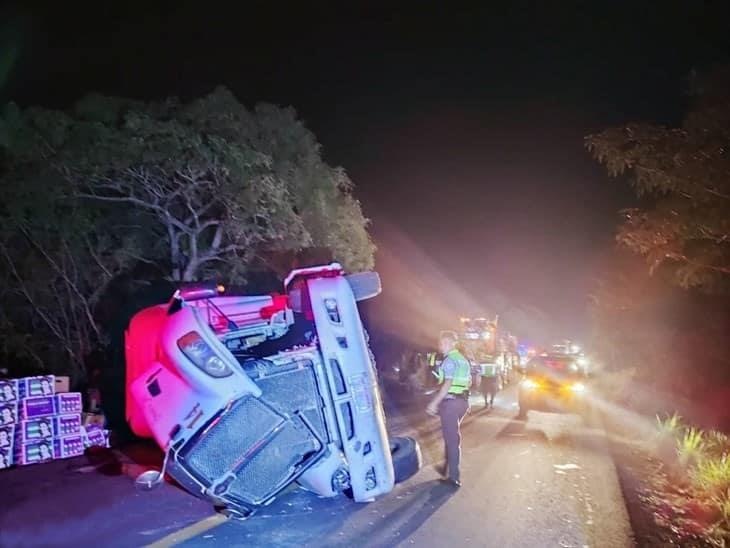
[{"x1": 307, "y1": 275, "x2": 395, "y2": 501}]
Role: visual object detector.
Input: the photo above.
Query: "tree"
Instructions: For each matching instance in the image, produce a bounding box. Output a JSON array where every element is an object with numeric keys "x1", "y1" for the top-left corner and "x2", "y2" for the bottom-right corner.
[
  {"x1": 0, "y1": 159, "x2": 141, "y2": 381},
  {"x1": 586, "y1": 67, "x2": 730, "y2": 292},
  {"x1": 1, "y1": 87, "x2": 374, "y2": 282},
  {"x1": 0, "y1": 87, "x2": 375, "y2": 378}
]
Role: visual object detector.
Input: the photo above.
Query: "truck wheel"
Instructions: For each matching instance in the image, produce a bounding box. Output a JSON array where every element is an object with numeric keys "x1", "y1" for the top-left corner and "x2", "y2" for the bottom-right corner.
[{"x1": 390, "y1": 436, "x2": 422, "y2": 484}]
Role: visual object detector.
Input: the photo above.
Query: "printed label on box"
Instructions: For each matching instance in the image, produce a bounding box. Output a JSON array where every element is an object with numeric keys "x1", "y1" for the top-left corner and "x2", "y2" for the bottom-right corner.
[
  {"x1": 16, "y1": 439, "x2": 54, "y2": 465},
  {"x1": 54, "y1": 435, "x2": 85, "y2": 459},
  {"x1": 0, "y1": 425, "x2": 14, "y2": 451},
  {"x1": 57, "y1": 414, "x2": 82, "y2": 436},
  {"x1": 0, "y1": 379, "x2": 19, "y2": 403},
  {"x1": 18, "y1": 376, "x2": 55, "y2": 398},
  {"x1": 55, "y1": 393, "x2": 82, "y2": 415},
  {"x1": 0, "y1": 446, "x2": 12, "y2": 469},
  {"x1": 82, "y1": 424, "x2": 107, "y2": 448},
  {"x1": 16, "y1": 418, "x2": 54, "y2": 444},
  {"x1": 0, "y1": 402, "x2": 18, "y2": 425},
  {"x1": 20, "y1": 396, "x2": 55, "y2": 419}
]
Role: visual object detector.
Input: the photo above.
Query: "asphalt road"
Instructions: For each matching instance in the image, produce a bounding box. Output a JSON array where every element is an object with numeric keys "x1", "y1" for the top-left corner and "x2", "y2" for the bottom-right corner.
[{"x1": 0, "y1": 386, "x2": 634, "y2": 548}]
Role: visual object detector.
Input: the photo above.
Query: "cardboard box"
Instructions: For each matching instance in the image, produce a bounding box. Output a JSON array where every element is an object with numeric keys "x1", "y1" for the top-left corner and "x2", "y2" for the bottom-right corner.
[
  {"x1": 19, "y1": 393, "x2": 82, "y2": 419},
  {"x1": 0, "y1": 402, "x2": 18, "y2": 425},
  {"x1": 53, "y1": 434, "x2": 85, "y2": 459},
  {"x1": 55, "y1": 393, "x2": 82, "y2": 415},
  {"x1": 16, "y1": 414, "x2": 82, "y2": 444},
  {"x1": 15, "y1": 439, "x2": 54, "y2": 465},
  {"x1": 15, "y1": 434, "x2": 85, "y2": 465},
  {"x1": 54, "y1": 414, "x2": 82, "y2": 436},
  {"x1": 54, "y1": 376, "x2": 70, "y2": 393},
  {"x1": 82, "y1": 425, "x2": 107, "y2": 448},
  {"x1": 18, "y1": 375, "x2": 55, "y2": 398},
  {"x1": 0, "y1": 424, "x2": 14, "y2": 453},
  {"x1": 0, "y1": 446, "x2": 12, "y2": 469},
  {"x1": 19, "y1": 396, "x2": 55, "y2": 419},
  {"x1": 0, "y1": 379, "x2": 19, "y2": 403},
  {"x1": 82, "y1": 412, "x2": 106, "y2": 428}
]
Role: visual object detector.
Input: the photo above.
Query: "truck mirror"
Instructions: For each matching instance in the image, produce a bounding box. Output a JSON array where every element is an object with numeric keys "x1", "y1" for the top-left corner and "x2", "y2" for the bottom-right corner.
[{"x1": 346, "y1": 272, "x2": 382, "y2": 301}]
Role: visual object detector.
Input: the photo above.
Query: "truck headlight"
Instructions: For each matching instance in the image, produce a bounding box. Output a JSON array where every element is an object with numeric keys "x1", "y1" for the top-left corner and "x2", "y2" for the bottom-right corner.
[
  {"x1": 569, "y1": 382, "x2": 586, "y2": 393},
  {"x1": 178, "y1": 331, "x2": 233, "y2": 378}
]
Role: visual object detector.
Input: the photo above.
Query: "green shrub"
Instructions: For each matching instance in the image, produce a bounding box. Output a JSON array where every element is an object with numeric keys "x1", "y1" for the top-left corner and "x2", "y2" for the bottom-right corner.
[
  {"x1": 705, "y1": 431, "x2": 730, "y2": 459},
  {"x1": 677, "y1": 427, "x2": 706, "y2": 468},
  {"x1": 656, "y1": 412, "x2": 685, "y2": 438},
  {"x1": 694, "y1": 456, "x2": 730, "y2": 495}
]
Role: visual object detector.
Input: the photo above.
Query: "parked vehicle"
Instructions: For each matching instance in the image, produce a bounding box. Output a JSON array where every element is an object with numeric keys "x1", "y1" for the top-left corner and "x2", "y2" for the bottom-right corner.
[
  {"x1": 125, "y1": 263, "x2": 421, "y2": 517},
  {"x1": 517, "y1": 353, "x2": 590, "y2": 420}
]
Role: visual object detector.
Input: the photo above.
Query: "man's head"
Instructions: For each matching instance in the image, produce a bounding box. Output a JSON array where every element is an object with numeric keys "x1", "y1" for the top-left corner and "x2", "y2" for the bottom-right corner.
[
  {"x1": 39, "y1": 444, "x2": 51, "y2": 459},
  {"x1": 439, "y1": 331, "x2": 458, "y2": 355},
  {"x1": 1, "y1": 385, "x2": 13, "y2": 401},
  {"x1": 1, "y1": 408, "x2": 11, "y2": 424},
  {"x1": 41, "y1": 379, "x2": 51, "y2": 395},
  {"x1": 0, "y1": 452, "x2": 6, "y2": 467},
  {"x1": 0, "y1": 430, "x2": 7, "y2": 446},
  {"x1": 40, "y1": 421, "x2": 51, "y2": 437}
]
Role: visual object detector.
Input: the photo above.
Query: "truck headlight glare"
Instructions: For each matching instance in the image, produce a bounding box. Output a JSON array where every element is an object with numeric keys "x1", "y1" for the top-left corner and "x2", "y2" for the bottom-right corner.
[
  {"x1": 522, "y1": 378, "x2": 539, "y2": 390},
  {"x1": 570, "y1": 382, "x2": 586, "y2": 393},
  {"x1": 178, "y1": 331, "x2": 233, "y2": 378}
]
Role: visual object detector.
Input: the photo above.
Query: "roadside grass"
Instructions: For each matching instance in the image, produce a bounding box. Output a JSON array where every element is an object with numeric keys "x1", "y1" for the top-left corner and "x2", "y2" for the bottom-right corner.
[{"x1": 645, "y1": 414, "x2": 730, "y2": 545}]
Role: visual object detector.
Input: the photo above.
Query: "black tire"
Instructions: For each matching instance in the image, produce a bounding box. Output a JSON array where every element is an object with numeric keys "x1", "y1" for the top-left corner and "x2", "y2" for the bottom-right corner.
[{"x1": 390, "y1": 436, "x2": 422, "y2": 484}]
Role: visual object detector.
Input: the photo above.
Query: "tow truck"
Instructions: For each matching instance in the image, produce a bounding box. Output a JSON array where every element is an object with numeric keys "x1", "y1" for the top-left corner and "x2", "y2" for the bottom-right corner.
[{"x1": 124, "y1": 264, "x2": 421, "y2": 518}]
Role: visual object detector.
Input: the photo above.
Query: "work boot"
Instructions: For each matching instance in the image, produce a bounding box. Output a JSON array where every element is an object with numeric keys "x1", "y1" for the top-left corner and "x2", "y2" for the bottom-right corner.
[{"x1": 439, "y1": 478, "x2": 462, "y2": 488}]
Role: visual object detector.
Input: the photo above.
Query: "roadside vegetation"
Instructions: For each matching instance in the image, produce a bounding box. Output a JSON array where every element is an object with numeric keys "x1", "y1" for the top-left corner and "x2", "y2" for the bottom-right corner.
[
  {"x1": 589, "y1": 66, "x2": 730, "y2": 547},
  {"x1": 0, "y1": 87, "x2": 375, "y2": 384},
  {"x1": 639, "y1": 413, "x2": 730, "y2": 545}
]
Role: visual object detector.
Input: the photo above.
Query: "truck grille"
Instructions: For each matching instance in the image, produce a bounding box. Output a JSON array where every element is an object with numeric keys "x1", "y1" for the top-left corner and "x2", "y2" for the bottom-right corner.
[
  {"x1": 228, "y1": 418, "x2": 319, "y2": 505},
  {"x1": 179, "y1": 394, "x2": 322, "y2": 508},
  {"x1": 184, "y1": 397, "x2": 281, "y2": 482}
]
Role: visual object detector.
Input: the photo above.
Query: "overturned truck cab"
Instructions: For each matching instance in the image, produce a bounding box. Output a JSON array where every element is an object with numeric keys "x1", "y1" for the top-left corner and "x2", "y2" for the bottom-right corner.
[{"x1": 125, "y1": 264, "x2": 421, "y2": 517}]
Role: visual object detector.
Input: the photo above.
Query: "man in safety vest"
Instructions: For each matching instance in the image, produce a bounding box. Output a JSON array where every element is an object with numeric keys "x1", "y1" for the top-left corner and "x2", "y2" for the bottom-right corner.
[
  {"x1": 426, "y1": 331, "x2": 471, "y2": 487},
  {"x1": 480, "y1": 361, "x2": 500, "y2": 409}
]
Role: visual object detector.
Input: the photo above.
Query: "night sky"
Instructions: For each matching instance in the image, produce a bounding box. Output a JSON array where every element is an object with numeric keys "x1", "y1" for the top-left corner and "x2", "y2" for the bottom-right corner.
[{"x1": 3, "y1": 2, "x2": 730, "y2": 345}]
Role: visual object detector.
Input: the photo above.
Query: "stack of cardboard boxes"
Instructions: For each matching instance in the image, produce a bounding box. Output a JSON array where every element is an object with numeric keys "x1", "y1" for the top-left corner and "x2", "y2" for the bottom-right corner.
[{"x1": 0, "y1": 375, "x2": 109, "y2": 469}]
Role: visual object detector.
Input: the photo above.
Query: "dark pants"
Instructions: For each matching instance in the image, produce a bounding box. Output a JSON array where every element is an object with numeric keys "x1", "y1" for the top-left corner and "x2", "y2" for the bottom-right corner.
[
  {"x1": 439, "y1": 396, "x2": 469, "y2": 482},
  {"x1": 481, "y1": 376, "x2": 499, "y2": 405}
]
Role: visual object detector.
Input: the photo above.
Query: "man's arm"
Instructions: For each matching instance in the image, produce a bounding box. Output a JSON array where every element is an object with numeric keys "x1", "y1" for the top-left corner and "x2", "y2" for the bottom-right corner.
[{"x1": 427, "y1": 378, "x2": 452, "y2": 416}]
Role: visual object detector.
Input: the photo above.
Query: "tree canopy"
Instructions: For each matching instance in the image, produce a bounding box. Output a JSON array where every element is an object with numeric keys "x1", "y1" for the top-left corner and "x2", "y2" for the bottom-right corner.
[
  {"x1": 586, "y1": 67, "x2": 730, "y2": 292},
  {"x1": 0, "y1": 87, "x2": 374, "y2": 379}
]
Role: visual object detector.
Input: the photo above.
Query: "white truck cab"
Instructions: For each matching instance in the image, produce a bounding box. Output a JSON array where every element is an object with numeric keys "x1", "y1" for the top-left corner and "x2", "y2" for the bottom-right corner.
[{"x1": 125, "y1": 264, "x2": 420, "y2": 516}]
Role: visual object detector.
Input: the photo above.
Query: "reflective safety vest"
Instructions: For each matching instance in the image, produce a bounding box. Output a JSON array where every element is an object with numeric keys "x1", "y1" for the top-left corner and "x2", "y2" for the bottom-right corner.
[
  {"x1": 436, "y1": 349, "x2": 472, "y2": 394},
  {"x1": 480, "y1": 363, "x2": 499, "y2": 377}
]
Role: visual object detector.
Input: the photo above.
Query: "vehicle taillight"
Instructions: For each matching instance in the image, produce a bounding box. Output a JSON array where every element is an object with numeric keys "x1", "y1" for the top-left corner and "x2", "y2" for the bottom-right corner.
[{"x1": 177, "y1": 331, "x2": 232, "y2": 378}]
